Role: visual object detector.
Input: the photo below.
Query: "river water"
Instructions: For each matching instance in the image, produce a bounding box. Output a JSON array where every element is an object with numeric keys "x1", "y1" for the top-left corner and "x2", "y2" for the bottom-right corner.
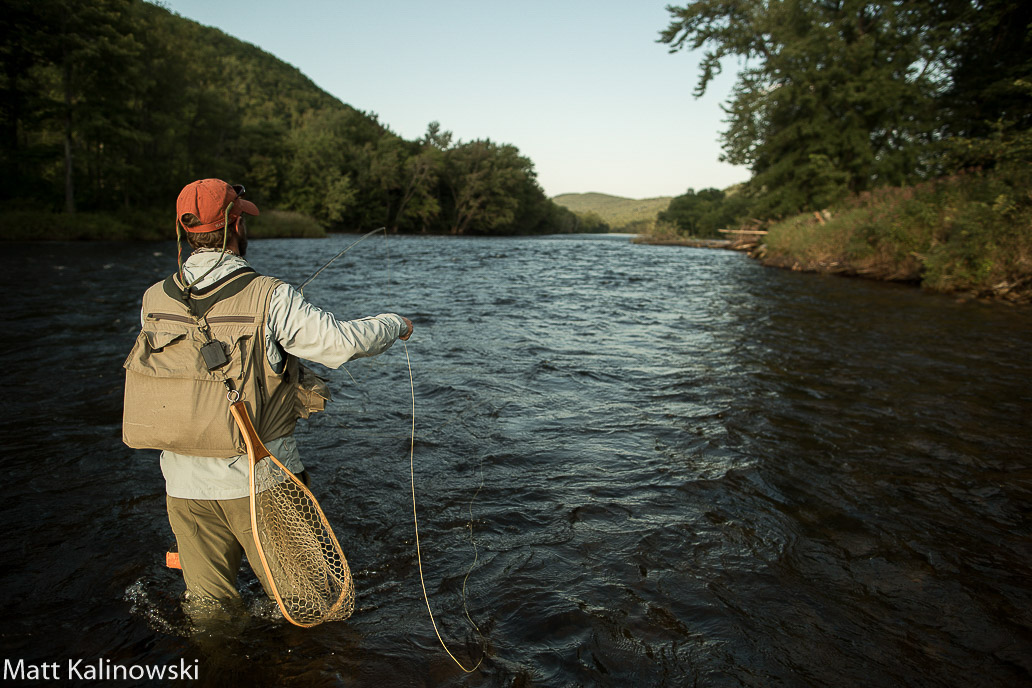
[{"x1": 0, "y1": 234, "x2": 1030, "y2": 687}]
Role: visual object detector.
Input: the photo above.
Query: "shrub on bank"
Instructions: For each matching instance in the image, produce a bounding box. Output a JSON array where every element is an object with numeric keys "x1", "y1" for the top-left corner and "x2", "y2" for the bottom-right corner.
[
  {"x1": 761, "y1": 165, "x2": 1032, "y2": 300},
  {"x1": 0, "y1": 208, "x2": 325, "y2": 240},
  {"x1": 247, "y1": 209, "x2": 325, "y2": 238},
  {"x1": 628, "y1": 219, "x2": 683, "y2": 241},
  {"x1": 0, "y1": 210, "x2": 160, "y2": 240}
]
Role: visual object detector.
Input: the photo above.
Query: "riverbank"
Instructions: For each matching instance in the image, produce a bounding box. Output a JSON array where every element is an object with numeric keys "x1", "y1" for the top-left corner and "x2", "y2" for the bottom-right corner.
[
  {"x1": 632, "y1": 236, "x2": 733, "y2": 249},
  {"x1": 637, "y1": 165, "x2": 1032, "y2": 303},
  {"x1": 0, "y1": 209, "x2": 326, "y2": 241},
  {"x1": 757, "y1": 165, "x2": 1032, "y2": 302}
]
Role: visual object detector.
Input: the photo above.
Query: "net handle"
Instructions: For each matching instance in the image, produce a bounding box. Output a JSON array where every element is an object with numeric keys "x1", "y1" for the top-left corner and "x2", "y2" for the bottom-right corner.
[
  {"x1": 229, "y1": 399, "x2": 352, "y2": 627},
  {"x1": 230, "y1": 399, "x2": 292, "y2": 623},
  {"x1": 229, "y1": 401, "x2": 271, "y2": 464}
]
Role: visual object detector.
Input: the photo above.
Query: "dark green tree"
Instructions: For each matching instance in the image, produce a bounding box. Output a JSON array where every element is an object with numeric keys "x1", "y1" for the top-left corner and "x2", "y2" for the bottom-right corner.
[
  {"x1": 0, "y1": 0, "x2": 52, "y2": 205},
  {"x1": 660, "y1": 0, "x2": 949, "y2": 218},
  {"x1": 931, "y1": 0, "x2": 1032, "y2": 172},
  {"x1": 0, "y1": 0, "x2": 144, "y2": 212},
  {"x1": 280, "y1": 108, "x2": 358, "y2": 225},
  {"x1": 443, "y1": 140, "x2": 529, "y2": 235},
  {"x1": 942, "y1": 0, "x2": 1032, "y2": 139},
  {"x1": 366, "y1": 125, "x2": 445, "y2": 232},
  {"x1": 658, "y1": 187, "x2": 742, "y2": 236}
]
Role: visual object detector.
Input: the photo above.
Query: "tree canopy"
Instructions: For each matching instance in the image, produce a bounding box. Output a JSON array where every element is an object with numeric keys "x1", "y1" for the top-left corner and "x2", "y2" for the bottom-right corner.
[
  {"x1": 659, "y1": 0, "x2": 1032, "y2": 220},
  {"x1": 657, "y1": 187, "x2": 749, "y2": 236}
]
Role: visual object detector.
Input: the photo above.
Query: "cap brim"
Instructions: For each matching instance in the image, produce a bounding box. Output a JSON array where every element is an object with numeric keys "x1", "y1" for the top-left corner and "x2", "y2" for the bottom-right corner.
[{"x1": 236, "y1": 198, "x2": 259, "y2": 216}]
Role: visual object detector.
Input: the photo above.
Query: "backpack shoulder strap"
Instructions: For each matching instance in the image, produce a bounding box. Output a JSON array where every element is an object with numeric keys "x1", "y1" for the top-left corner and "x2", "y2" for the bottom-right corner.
[{"x1": 162, "y1": 267, "x2": 260, "y2": 317}]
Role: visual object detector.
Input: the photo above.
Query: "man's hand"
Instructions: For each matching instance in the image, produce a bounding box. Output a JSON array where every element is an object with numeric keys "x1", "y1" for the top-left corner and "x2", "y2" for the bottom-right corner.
[{"x1": 400, "y1": 317, "x2": 413, "y2": 341}]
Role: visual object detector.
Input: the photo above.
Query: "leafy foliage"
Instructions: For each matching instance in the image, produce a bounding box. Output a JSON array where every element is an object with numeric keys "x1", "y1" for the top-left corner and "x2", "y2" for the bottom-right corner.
[
  {"x1": 657, "y1": 187, "x2": 750, "y2": 237},
  {"x1": 660, "y1": 0, "x2": 951, "y2": 218},
  {"x1": 761, "y1": 164, "x2": 1032, "y2": 299},
  {"x1": 0, "y1": 0, "x2": 578, "y2": 237},
  {"x1": 660, "y1": 0, "x2": 1032, "y2": 221},
  {"x1": 939, "y1": 0, "x2": 1032, "y2": 141}
]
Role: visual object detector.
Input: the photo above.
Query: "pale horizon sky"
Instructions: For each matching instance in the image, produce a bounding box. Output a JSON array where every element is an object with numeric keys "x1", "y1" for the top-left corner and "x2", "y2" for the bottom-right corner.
[{"x1": 158, "y1": 0, "x2": 751, "y2": 200}]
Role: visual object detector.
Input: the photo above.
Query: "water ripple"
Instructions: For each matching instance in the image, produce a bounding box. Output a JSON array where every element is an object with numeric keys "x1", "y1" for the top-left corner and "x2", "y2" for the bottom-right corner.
[{"x1": 1, "y1": 236, "x2": 1030, "y2": 687}]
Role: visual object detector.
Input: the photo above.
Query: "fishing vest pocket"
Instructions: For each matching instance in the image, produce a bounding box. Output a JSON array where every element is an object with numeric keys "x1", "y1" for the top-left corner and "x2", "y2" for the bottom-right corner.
[
  {"x1": 296, "y1": 364, "x2": 331, "y2": 419},
  {"x1": 122, "y1": 325, "x2": 256, "y2": 458}
]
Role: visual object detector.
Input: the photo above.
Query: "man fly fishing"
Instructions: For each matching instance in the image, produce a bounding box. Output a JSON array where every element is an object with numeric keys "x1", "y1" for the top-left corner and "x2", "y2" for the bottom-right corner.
[{"x1": 122, "y1": 178, "x2": 412, "y2": 616}]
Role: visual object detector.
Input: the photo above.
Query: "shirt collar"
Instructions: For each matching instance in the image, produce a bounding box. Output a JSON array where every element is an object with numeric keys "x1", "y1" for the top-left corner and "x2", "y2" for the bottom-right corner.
[{"x1": 181, "y1": 251, "x2": 252, "y2": 289}]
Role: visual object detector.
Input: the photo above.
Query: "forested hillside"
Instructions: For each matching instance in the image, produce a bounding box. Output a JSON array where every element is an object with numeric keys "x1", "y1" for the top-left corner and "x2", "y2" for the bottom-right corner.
[{"x1": 0, "y1": 0, "x2": 582, "y2": 236}]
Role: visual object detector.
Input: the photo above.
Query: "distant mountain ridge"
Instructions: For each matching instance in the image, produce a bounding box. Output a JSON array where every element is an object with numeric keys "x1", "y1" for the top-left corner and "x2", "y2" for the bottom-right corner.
[{"x1": 552, "y1": 193, "x2": 673, "y2": 229}]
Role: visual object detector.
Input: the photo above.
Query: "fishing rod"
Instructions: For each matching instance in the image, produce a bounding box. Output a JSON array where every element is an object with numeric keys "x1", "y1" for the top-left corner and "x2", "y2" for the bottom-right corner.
[{"x1": 297, "y1": 226, "x2": 386, "y2": 294}]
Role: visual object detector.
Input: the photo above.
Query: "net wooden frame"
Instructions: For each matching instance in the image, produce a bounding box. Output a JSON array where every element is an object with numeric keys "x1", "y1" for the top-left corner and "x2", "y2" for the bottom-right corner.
[{"x1": 229, "y1": 401, "x2": 355, "y2": 627}]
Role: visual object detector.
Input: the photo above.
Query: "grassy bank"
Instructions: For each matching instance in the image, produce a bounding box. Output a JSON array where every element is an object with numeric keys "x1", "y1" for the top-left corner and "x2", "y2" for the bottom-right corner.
[
  {"x1": 244, "y1": 210, "x2": 325, "y2": 239},
  {"x1": 0, "y1": 209, "x2": 161, "y2": 240},
  {"x1": 757, "y1": 165, "x2": 1032, "y2": 302},
  {"x1": 630, "y1": 219, "x2": 734, "y2": 248},
  {"x1": 0, "y1": 208, "x2": 326, "y2": 241}
]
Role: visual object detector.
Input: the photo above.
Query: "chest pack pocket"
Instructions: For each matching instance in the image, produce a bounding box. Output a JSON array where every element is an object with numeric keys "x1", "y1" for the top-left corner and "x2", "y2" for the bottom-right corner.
[{"x1": 129, "y1": 316, "x2": 254, "y2": 381}]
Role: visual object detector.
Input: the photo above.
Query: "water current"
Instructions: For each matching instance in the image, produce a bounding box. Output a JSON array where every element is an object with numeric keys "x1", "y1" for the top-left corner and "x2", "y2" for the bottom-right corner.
[{"x1": 0, "y1": 234, "x2": 1029, "y2": 687}]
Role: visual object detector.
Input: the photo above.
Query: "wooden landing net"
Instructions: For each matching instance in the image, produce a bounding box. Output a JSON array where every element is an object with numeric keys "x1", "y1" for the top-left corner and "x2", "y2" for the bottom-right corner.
[{"x1": 229, "y1": 401, "x2": 355, "y2": 627}]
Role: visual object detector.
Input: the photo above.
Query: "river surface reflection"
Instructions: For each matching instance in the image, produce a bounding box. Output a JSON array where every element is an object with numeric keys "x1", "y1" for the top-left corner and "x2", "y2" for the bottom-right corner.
[{"x1": 0, "y1": 234, "x2": 1029, "y2": 687}]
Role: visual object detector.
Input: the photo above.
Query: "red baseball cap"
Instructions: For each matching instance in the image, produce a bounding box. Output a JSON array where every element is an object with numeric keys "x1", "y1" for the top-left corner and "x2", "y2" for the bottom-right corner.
[{"x1": 176, "y1": 179, "x2": 259, "y2": 234}]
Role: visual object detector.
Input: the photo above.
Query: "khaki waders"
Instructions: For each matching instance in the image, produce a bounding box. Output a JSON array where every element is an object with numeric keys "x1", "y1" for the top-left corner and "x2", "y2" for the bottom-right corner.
[{"x1": 166, "y1": 495, "x2": 272, "y2": 602}]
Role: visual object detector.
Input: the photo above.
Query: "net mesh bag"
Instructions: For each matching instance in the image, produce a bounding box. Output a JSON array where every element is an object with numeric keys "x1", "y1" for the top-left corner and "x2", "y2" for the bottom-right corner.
[{"x1": 230, "y1": 401, "x2": 355, "y2": 627}]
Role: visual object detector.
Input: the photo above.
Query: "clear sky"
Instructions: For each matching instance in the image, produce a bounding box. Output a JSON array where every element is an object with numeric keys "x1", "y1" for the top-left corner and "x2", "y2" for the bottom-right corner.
[{"x1": 158, "y1": 0, "x2": 750, "y2": 200}]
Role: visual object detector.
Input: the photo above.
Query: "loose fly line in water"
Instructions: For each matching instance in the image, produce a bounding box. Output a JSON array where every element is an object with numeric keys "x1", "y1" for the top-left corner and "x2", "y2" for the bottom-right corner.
[
  {"x1": 403, "y1": 340, "x2": 485, "y2": 673},
  {"x1": 308, "y1": 228, "x2": 486, "y2": 672}
]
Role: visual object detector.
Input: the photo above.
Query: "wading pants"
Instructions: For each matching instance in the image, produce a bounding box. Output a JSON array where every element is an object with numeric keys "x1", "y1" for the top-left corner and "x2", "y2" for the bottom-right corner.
[{"x1": 166, "y1": 495, "x2": 272, "y2": 602}]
